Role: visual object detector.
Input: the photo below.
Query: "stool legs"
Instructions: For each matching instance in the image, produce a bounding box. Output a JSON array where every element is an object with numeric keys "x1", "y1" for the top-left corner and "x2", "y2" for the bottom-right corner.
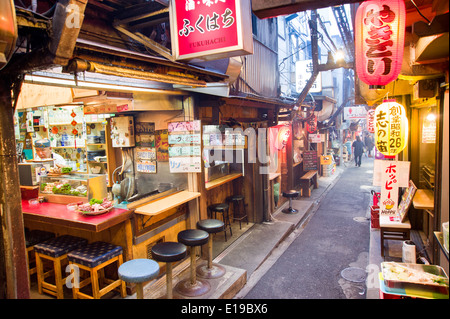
[
  {"x1": 196, "y1": 235, "x2": 226, "y2": 279},
  {"x1": 166, "y1": 262, "x2": 173, "y2": 299},
  {"x1": 175, "y1": 247, "x2": 210, "y2": 297},
  {"x1": 35, "y1": 252, "x2": 67, "y2": 299}
]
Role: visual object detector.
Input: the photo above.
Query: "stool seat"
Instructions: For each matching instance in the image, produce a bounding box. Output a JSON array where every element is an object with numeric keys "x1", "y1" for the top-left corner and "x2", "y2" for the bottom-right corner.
[
  {"x1": 178, "y1": 229, "x2": 209, "y2": 247},
  {"x1": 151, "y1": 242, "x2": 187, "y2": 299},
  {"x1": 118, "y1": 259, "x2": 160, "y2": 283},
  {"x1": 34, "y1": 235, "x2": 88, "y2": 258},
  {"x1": 25, "y1": 229, "x2": 55, "y2": 248},
  {"x1": 227, "y1": 195, "x2": 244, "y2": 202},
  {"x1": 282, "y1": 190, "x2": 299, "y2": 198},
  {"x1": 197, "y1": 219, "x2": 224, "y2": 234},
  {"x1": 67, "y1": 241, "x2": 123, "y2": 268},
  {"x1": 151, "y1": 242, "x2": 187, "y2": 263},
  {"x1": 208, "y1": 203, "x2": 229, "y2": 212}
]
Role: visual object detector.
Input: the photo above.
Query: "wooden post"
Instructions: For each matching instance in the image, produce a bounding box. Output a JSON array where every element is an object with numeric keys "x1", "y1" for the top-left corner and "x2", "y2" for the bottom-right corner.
[{"x1": 0, "y1": 76, "x2": 30, "y2": 298}]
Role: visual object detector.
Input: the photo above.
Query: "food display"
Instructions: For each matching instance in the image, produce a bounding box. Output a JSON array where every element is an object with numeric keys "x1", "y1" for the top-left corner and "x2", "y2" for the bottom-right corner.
[
  {"x1": 39, "y1": 173, "x2": 107, "y2": 203},
  {"x1": 68, "y1": 198, "x2": 113, "y2": 215},
  {"x1": 382, "y1": 262, "x2": 449, "y2": 295},
  {"x1": 48, "y1": 166, "x2": 73, "y2": 175}
]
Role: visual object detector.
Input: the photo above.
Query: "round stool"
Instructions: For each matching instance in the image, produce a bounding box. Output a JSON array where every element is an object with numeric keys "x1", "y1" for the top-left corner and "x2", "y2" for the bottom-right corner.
[
  {"x1": 208, "y1": 203, "x2": 232, "y2": 241},
  {"x1": 118, "y1": 259, "x2": 160, "y2": 299},
  {"x1": 151, "y1": 242, "x2": 187, "y2": 299},
  {"x1": 227, "y1": 195, "x2": 249, "y2": 229},
  {"x1": 282, "y1": 190, "x2": 299, "y2": 214},
  {"x1": 196, "y1": 219, "x2": 226, "y2": 279},
  {"x1": 176, "y1": 229, "x2": 210, "y2": 297}
]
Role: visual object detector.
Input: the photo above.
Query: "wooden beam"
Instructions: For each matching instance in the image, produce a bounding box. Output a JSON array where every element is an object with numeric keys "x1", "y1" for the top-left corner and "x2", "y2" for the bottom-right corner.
[{"x1": 114, "y1": 25, "x2": 174, "y2": 61}]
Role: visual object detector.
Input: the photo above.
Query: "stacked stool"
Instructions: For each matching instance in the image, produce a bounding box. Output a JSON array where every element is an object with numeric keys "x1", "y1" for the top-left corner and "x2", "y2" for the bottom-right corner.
[
  {"x1": 196, "y1": 219, "x2": 226, "y2": 279},
  {"x1": 176, "y1": 229, "x2": 210, "y2": 297},
  {"x1": 282, "y1": 190, "x2": 299, "y2": 214},
  {"x1": 208, "y1": 203, "x2": 232, "y2": 241},
  {"x1": 67, "y1": 241, "x2": 127, "y2": 299},
  {"x1": 151, "y1": 242, "x2": 187, "y2": 299},
  {"x1": 118, "y1": 259, "x2": 160, "y2": 299},
  {"x1": 34, "y1": 235, "x2": 88, "y2": 299},
  {"x1": 227, "y1": 195, "x2": 249, "y2": 230},
  {"x1": 24, "y1": 229, "x2": 55, "y2": 281}
]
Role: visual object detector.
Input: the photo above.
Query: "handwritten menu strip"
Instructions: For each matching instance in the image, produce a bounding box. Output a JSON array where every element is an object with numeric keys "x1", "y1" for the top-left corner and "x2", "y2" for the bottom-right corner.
[
  {"x1": 303, "y1": 150, "x2": 318, "y2": 171},
  {"x1": 168, "y1": 120, "x2": 201, "y2": 173}
]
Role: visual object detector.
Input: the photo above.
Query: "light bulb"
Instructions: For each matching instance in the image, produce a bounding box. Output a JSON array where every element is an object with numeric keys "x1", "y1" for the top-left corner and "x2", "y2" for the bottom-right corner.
[{"x1": 426, "y1": 113, "x2": 436, "y2": 121}]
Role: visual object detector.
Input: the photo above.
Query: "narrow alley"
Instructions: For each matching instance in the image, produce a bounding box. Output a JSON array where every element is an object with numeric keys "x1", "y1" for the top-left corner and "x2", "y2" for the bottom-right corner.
[{"x1": 242, "y1": 157, "x2": 374, "y2": 299}]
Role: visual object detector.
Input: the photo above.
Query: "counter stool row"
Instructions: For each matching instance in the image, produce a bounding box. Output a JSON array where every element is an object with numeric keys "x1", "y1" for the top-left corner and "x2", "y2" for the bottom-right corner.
[
  {"x1": 119, "y1": 218, "x2": 226, "y2": 299},
  {"x1": 30, "y1": 233, "x2": 126, "y2": 299}
]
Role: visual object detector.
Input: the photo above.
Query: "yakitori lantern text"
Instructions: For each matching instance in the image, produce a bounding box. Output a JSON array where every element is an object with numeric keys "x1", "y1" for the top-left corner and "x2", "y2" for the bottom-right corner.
[
  {"x1": 374, "y1": 100, "x2": 408, "y2": 156},
  {"x1": 355, "y1": 0, "x2": 406, "y2": 89}
]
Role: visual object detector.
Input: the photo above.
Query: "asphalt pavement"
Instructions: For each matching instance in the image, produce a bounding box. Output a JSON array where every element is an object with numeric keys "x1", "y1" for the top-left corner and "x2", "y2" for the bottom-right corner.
[{"x1": 226, "y1": 156, "x2": 376, "y2": 299}]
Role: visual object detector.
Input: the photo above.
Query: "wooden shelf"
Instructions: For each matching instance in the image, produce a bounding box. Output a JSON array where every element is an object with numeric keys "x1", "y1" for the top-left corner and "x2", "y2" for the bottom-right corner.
[
  {"x1": 413, "y1": 189, "x2": 434, "y2": 210},
  {"x1": 205, "y1": 173, "x2": 243, "y2": 190},
  {"x1": 134, "y1": 191, "x2": 201, "y2": 217}
]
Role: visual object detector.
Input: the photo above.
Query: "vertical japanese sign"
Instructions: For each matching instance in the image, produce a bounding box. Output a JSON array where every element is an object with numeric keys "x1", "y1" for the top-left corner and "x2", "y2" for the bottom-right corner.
[
  {"x1": 295, "y1": 60, "x2": 322, "y2": 93},
  {"x1": 355, "y1": 0, "x2": 406, "y2": 88},
  {"x1": 170, "y1": 0, "x2": 253, "y2": 61},
  {"x1": 135, "y1": 122, "x2": 157, "y2": 173},
  {"x1": 168, "y1": 120, "x2": 202, "y2": 173},
  {"x1": 366, "y1": 108, "x2": 375, "y2": 133},
  {"x1": 374, "y1": 100, "x2": 408, "y2": 156},
  {"x1": 373, "y1": 160, "x2": 410, "y2": 217}
]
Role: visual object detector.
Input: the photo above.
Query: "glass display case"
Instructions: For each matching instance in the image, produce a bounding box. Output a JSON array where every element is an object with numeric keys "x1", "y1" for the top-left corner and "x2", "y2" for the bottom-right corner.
[{"x1": 39, "y1": 173, "x2": 107, "y2": 203}]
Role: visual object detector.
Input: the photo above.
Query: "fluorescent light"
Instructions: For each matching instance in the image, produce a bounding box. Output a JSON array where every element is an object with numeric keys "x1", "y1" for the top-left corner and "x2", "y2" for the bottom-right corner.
[{"x1": 23, "y1": 74, "x2": 184, "y2": 95}]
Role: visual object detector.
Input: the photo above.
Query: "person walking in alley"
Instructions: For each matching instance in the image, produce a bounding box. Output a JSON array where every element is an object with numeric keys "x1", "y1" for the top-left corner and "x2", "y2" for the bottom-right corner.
[
  {"x1": 352, "y1": 136, "x2": 365, "y2": 167},
  {"x1": 364, "y1": 133, "x2": 375, "y2": 157}
]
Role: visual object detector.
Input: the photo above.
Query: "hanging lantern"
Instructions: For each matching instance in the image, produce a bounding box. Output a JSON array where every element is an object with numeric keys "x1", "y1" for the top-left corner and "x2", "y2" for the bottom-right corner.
[
  {"x1": 355, "y1": 0, "x2": 406, "y2": 89},
  {"x1": 374, "y1": 99, "x2": 408, "y2": 156}
]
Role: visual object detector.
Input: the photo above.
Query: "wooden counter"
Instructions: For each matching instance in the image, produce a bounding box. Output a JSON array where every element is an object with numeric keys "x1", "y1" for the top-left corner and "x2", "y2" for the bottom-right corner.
[
  {"x1": 205, "y1": 173, "x2": 243, "y2": 190},
  {"x1": 413, "y1": 189, "x2": 434, "y2": 216},
  {"x1": 134, "y1": 191, "x2": 200, "y2": 216},
  {"x1": 21, "y1": 200, "x2": 133, "y2": 232}
]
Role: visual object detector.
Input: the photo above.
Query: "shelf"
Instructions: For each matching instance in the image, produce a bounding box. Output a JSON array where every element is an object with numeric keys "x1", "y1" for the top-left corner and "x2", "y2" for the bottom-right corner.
[
  {"x1": 134, "y1": 191, "x2": 201, "y2": 217},
  {"x1": 205, "y1": 173, "x2": 243, "y2": 190},
  {"x1": 413, "y1": 189, "x2": 434, "y2": 211}
]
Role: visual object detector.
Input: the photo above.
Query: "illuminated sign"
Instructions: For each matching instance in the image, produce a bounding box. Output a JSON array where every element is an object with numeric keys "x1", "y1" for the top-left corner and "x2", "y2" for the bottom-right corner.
[
  {"x1": 355, "y1": 0, "x2": 406, "y2": 88},
  {"x1": 170, "y1": 0, "x2": 253, "y2": 61},
  {"x1": 374, "y1": 100, "x2": 408, "y2": 156}
]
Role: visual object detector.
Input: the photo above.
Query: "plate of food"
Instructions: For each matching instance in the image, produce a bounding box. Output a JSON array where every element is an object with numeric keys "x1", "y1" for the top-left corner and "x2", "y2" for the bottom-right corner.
[{"x1": 71, "y1": 198, "x2": 114, "y2": 215}]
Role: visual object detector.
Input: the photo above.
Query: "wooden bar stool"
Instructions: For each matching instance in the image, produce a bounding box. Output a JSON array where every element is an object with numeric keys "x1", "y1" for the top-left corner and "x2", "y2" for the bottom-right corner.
[
  {"x1": 196, "y1": 219, "x2": 226, "y2": 279},
  {"x1": 151, "y1": 242, "x2": 187, "y2": 299},
  {"x1": 208, "y1": 203, "x2": 232, "y2": 241},
  {"x1": 282, "y1": 190, "x2": 299, "y2": 214},
  {"x1": 227, "y1": 195, "x2": 249, "y2": 230},
  {"x1": 24, "y1": 229, "x2": 55, "y2": 282},
  {"x1": 118, "y1": 259, "x2": 160, "y2": 299},
  {"x1": 176, "y1": 229, "x2": 210, "y2": 297},
  {"x1": 34, "y1": 235, "x2": 88, "y2": 299},
  {"x1": 67, "y1": 241, "x2": 127, "y2": 299}
]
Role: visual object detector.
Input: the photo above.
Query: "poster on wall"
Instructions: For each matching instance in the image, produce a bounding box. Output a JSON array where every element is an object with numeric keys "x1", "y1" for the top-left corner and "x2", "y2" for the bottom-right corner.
[
  {"x1": 168, "y1": 120, "x2": 201, "y2": 173},
  {"x1": 156, "y1": 129, "x2": 169, "y2": 162},
  {"x1": 135, "y1": 122, "x2": 156, "y2": 173}
]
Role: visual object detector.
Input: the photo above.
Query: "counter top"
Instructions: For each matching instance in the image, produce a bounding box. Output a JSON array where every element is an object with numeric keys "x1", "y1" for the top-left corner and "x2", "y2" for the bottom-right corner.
[
  {"x1": 134, "y1": 191, "x2": 201, "y2": 216},
  {"x1": 22, "y1": 200, "x2": 133, "y2": 232},
  {"x1": 413, "y1": 189, "x2": 434, "y2": 210},
  {"x1": 205, "y1": 173, "x2": 243, "y2": 190}
]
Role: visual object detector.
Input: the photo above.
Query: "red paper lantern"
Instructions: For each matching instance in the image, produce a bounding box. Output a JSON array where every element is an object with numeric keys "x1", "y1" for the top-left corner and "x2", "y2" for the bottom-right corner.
[{"x1": 355, "y1": 0, "x2": 406, "y2": 89}]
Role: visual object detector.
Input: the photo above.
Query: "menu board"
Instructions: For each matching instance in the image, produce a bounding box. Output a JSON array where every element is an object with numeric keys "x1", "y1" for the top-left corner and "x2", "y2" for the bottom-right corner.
[
  {"x1": 303, "y1": 150, "x2": 318, "y2": 171},
  {"x1": 398, "y1": 180, "x2": 417, "y2": 222},
  {"x1": 168, "y1": 120, "x2": 201, "y2": 173},
  {"x1": 135, "y1": 122, "x2": 156, "y2": 173}
]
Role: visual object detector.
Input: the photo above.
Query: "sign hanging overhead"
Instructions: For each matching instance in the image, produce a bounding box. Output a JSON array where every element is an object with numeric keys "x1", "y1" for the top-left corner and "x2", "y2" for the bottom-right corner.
[
  {"x1": 374, "y1": 100, "x2": 408, "y2": 156},
  {"x1": 296, "y1": 60, "x2": 322, "y2": 93},
  {"x1": 354, "y1": 0, "x2": 406, "y2": 89},
  {"x1": 343, "y1": 106, "x2": 367, "y2": 120},
  {"x1": 170, "y1": 0, "x2": 253, "y2": 61}
]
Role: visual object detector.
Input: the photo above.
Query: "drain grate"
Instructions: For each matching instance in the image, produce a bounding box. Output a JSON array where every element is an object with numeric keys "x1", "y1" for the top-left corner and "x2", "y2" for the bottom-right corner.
[{"x1": 340, "y1": 267, "x2": 367, "y2": 283}]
